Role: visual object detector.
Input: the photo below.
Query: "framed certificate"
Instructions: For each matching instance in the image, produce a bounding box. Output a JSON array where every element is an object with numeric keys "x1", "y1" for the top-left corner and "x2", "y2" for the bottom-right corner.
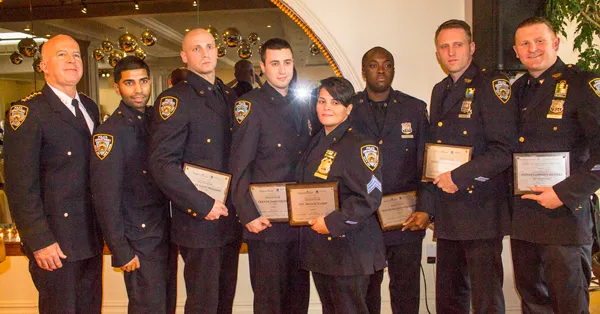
[
  {"x1": 377, "y1": 191, "x2": 417, "y2": 232},
  {"x1": 422, "y1": 143, "x2": 472, "y2": 181},
  {"x1": 513, "y1": 152, "x2": 570, "y2": 195},
  {"x1": 286, "y1": 182, "x2": 339, "y2": 226},
  {"x1": 250, "y1": 182, "x2": 294, "y2": 222},
  {"x1": 183, "y1": 163, "x2": 231, "y2": 203}
]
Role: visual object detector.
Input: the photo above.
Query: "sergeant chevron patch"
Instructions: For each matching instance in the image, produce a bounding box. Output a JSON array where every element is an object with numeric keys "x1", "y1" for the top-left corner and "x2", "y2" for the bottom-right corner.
[{"x1": 366, "y1": 175, "x2": 382, "y2": 194}]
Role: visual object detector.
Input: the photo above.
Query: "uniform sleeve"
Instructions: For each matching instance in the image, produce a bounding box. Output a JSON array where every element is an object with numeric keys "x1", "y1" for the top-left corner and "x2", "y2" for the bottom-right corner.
[
  {"x1": 4, "y1": 104, "x2": 55, "y2": 251},
  {"x1": 451, "y1": 76, "x2": 518, "y2": 190},
  {"x1": 90, "y1": 129, "x2": 133, "y2": 267},
  {"x1": 149, "y1": 94, "x2": 214, "y2": 218},
  {"x1": 553, "y1": 75, "x2": 600, "y2": 210},
  {"x1": 325, "y1": 142, "x2": 383, "y2": 237},
  {"x1": 229, "y1": 100, "x2": 261, "y2": 225}
]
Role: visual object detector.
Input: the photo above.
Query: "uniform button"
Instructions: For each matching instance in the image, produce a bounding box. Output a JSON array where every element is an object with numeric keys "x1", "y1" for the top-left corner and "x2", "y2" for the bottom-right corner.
[
  {"x1": 297, "y1": 133, "x2": 300, "y2": 137},
  {"x1": 187, "y1": 209, "x2": 192, "y2": 213},
  {"x1": 553, "y1": 126, "x2": 558, "y2": 131},
  {"x1": 141, "y1": 224, "x2": 146, "y2": 228},
  {"x1": 230, "y1": 127, "x2": 233, "y2": 131},
  {"x1": 438, "y1": 122, "x2": 443, "y2": 127},
  {"x1": 206, "y1": 138, "x2": 211, "y2": 143},
  {"x1": 137, "y1": 116, "x2": 142, "y2": 120},
  {"x1": 379, "y1": 140, "x2": 383, "y2": 145},
  {"x1": 405, "y1": 148, "x2": 409, "y2": 151},
  {"x1": 348, "y1": 127, "x2": 352, "y2": 131},
  {"x1": 519, "y1": 137, "x2": 525, "y2": 143},
  {"x1": 469, "y1": 190, "x2": 473, "y2": 194},
  {"x1": 463, "y1": 131, "x2": 468, "y2": 135},
  {"x1": 67, "y1": 151, "x2": 72, "y2": 156},
  {"x1": 117, "y1": 111, "x2": 122, "y2": 115},
  {"x1": 64, "y1": 212, "x2": 69, "y2": 217},
  {"x1": 193, "y1": 213, "x2": 197, "y2": 217},
  {"x1": 333, "y1": 138, "x2": 337, "y2": 142},
  {"x1": 327, "y1": 237, "x2": 332, "y2": 241},
  {"x1": 437, "y1": 140, "x2": 442, "y2": 143},
  {"x1": 298, "y1": 151, "x2": 302, "y2": 155},
  {"x1": 142, "y1": 170, "x2": 147, "y2": 174},
  {"x1": 277, "y1": 143, "x2": 282, "y2": 147}
]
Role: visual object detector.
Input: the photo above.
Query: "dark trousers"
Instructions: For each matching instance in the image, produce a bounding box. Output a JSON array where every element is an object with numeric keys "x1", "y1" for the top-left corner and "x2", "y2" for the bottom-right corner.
[
  {"x1": 179, "y1": 240, "x2": 241, "y2": 314},
  {"x1": 166, "y1": 243, "x2": 178, "y2": 314},
  {"x1": 29, "y1": 254, "x2": 102, "y2": 314},
  {"x1": 511, "y1": 239, "x2": 592, "y2": 314},
  {"x1": 313, "y1": 272, "x2": 370, "y2": 314},
  {"x1": 124, "y1": 256, "x2": 170, "y2": 313},
  {"x1": 366, "y1": 240, "x2": 423, "y2": 314},
  {"x1": 436, "y1": 237, "x2": 505, "y2": 314},
  {"x1": 247, "y1": 240, "x2": 310, "y2": 314}
]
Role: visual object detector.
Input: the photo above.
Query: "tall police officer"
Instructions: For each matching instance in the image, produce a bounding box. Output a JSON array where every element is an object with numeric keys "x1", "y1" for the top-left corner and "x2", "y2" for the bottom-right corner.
[
  {"x1": 350, "y1": 47, "x2": 428, "y2": 314},
  {"x1": 149, "y1": 28, "x2": 241, "y2": 313},
  {"x1": 230, "y1": 38, "x2": 312, "y2": 314},
  {"x1": 405, "y1": 20, "x2": 518, "y2": 313},
  {"x1": 4, "y1": 34, "x2": 103, "y2": 314},
  {"x1": 511, "y1": 16, "x2": 600, "y2": 314},
  {"x1": 90, "y1": 56, "x2": 174, "y2": 313}
]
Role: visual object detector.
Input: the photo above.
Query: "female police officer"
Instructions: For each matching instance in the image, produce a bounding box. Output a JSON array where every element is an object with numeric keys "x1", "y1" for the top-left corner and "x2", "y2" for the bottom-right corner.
[{"x1": 296, "y1": 77, "x2": 386, "y2": 313}]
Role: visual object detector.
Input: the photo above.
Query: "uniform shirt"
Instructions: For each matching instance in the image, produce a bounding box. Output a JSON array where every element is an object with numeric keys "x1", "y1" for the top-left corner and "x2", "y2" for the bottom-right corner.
[
  {"x1": 418, "y1": 62, "x2": 518, "y2": 240},
  {"x1": 149, "y1": 71, "x2": 241, "y2": 249},
  {"x1": 91, "y1": 102, "x2": 169, "y2": 267},
  {"x1": 297, "y1": 119, "x2": 386, "y2": 276},
  {"x1": 230, "y1": 82, "x2": 313, "y2": 242},
  {"x1": 512, "y1": 58, "x2": 600, "y2": 245}
]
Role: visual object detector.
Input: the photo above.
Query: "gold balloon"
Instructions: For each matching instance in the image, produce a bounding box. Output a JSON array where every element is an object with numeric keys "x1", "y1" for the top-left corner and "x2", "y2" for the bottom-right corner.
[
  {"x1": 205, "y1": 26, "x2": 219, "y2": 41},
  {"x1": 32, "y1": 57, "x2": 43, "y2": 73},
  {"x1": 222, "y1": 27, "x2": 241, "y2": 48},
  {"x1": 217, "y1": 43, "x2": 227, "y2": 58},
  {"x1": 310, "y1": 42, "x2": 320, "y2": 56},
  {"x1": 93, "y1": 49, "x2": 104, "y2": 62},
  {"x1": 109, "y1": 50, "x2": 125, "y2": 67},
  {"x1": 134, "y1": 48, "x2": 146, "y2": 60},
  {"x1": 237, "y1": 40, "x2": 252, "y2": 59},
  {"x1": 10, "y1": 51, "x2": 23, "y2": 65},
  {"x1": 118, "y1": 33, "x2": 138, "y2": 53},
  {"x1": 102, "y1": 40, "x2": 113, "y2": 53},
  {"x1": 257, "y1": 42, "x2": 263, "y2": 52},
  {"x1": 247, "y1": 32, "x2": 260, "y2": 45},
  {"x1": 18, "y1": 38, "x2": 38, "y2": 58},
  {"x1": 140, "y1": 30, "x2": 156, "y2": 46}
]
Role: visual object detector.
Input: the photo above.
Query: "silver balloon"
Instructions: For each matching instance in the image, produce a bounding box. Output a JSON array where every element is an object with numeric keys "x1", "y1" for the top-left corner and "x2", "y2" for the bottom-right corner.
[
  {"x1": 237, "y1": 40, "x2": 252, "y2": 59},
  {"x1": 134, "y1": 48, "x2": 146, "y2": 60},
  {"x1": 102, "y1": 40, "x2": 114, "y2": 53},
  {"x1": 217, "y1": 43, "x2": 227, "y2": 58},
  {"x1": 32, "y1": 57, "x2": 43, "y2": 73},
  {"x1": 140, "y1": 30, "x2": 157, "y2": 46},
  {"x1": 205, "y1": 26, "x2": 219, "y2": 41},
  {"x1": 109, "y1": 50, "x2": 125, "y2": 67},
  {"x1": 247, "y1": 32, "x2": 260, "y2": 45},
  {"x1": 18, "y1": 38, "x2": 38, "y2": 58},
  {"x1": 10, "y1": 51, "x2": 23, "y2": 65},
  {"x1": 222, "y1": 27, "x2": 242, "y2": 48},
  {"x1": 93, "y1": 49, "x2": 104, "y2": 62},
  {"x1": 118, "y1": 33, "x2": 138, "y2": 53},
  {"x1": 310, "y1": 42, "x2": 320, "y2": 56}
]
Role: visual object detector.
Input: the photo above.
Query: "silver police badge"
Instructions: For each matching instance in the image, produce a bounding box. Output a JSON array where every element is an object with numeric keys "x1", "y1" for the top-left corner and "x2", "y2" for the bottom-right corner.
[
  {"x1": 235, "y1": 100, "x2": 251, "y2": 124},
  {"x1": 492, "y1": 79, "x2": 511, "y2": 103},
  {"x1": 93, "y1": 134, "x2": 114, "y2": 161},
  {"x1": 159, "y1": 96, "x2": 178, "y2": 120},
  {"x1": 9, "y1": 104, "x2": 28, "y2": 131},
  {"x1": 589, "y1": 78, "x2": 600, "y2": 98},
  {"x1": 361, "y1": 145, "x2": 380, "y2": 171},
  {"x1": 401, "y1": 122, "x2": 414, "y2": 138}
]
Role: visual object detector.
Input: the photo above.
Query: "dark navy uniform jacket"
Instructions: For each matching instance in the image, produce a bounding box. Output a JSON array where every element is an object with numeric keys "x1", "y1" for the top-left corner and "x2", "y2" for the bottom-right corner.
[
  {"x1": 512, "y1": 58, "x2": 600, "y2": 245},
  {"x1": 419, "y1": 62, "x2": 518, "y2": 240},
  {"x1": 296, "y1": 120, "x2": 386, "y2": 276},
  {"x1": 350, "y1": 89, "x2": 429, "y2": 245},
  {"x1": 230, "y1": 83, "x2": 313, "y2": 242},
  {"x1": 149, "y1": 71, "x2": 241, "y2": 249},
  {"x1": 5, "y1": 84, "x2": 103, "y2": 261},
  {"x1": 91, "y1": 102, "x2": 169, "y2": 267}
]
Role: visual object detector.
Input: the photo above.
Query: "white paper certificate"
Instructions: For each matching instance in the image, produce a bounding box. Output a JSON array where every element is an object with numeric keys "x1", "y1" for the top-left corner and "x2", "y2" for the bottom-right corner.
[
  {"x1": 250, "y1": 183, "x2": 292, "y2": 222},
  {"x1": 423, "y1": 144, "x2": 472, "y2": 181},
  {"x1": 513, "y1": 152, "x2": 570, "y2": 195},
  {"x1": 377, "y1": 191, "x2": 417, "y2": 231},
  {"x1": 286, "y1": 182, "x2": 339, "y2": 226},
  {"x1": 183, "y1": 163, "x2": 231, "y2": 203}
]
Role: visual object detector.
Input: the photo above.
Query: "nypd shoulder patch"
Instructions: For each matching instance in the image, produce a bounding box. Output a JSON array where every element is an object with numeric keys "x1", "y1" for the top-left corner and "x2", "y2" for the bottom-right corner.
[
  {"x1": 588, "y1": 78, "x2": 600, "y2": 99},
  {"x1": 361, "y1": 145, "x2": 380, "y2": 171},
  {"x1": 492, "y1": 79, "x2": 511, "y2": 104},
  {"x1": 9, "y1": 104, "x2": 29, "y2": 131},
  {"x1": 235, "y1": 100, "x2": 251, "y2": 124},
  {"x1": 93, "y1": 134, "x2": 114, "y2": 160},
  {"x1": 159, "y1": 96, "x2": 178, "y2": 120}
]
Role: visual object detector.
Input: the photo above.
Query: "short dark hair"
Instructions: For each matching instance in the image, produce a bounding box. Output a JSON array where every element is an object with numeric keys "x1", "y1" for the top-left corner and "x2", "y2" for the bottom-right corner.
[
  {"x1": 435, "y1": 19, "x2": 472, "y2": 43},
  {"x1": 260, "y1": 38, "x2": 293, "y2": 63},
  {"x1": 170, "y1": 67, "x2": 188, "y2": 86},
  {"x1": 318, "y1": 76, "x2": 355, "y2": 107},
  {"x1": 516, "y1": 16, "x2": 556, "y2": 35},
  {"x1": 361, "y1": 46, "x2": 394, "y2": 68},
  {"x1": 113, "y1": 56, "x2": 150, "y2": 83}
]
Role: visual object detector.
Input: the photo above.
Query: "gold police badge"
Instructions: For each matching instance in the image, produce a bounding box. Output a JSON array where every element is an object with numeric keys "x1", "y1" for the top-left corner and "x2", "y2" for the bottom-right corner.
[
  {"x1": 361, "y1": 145, "x2": 380, "y2": 171},
  {"x1": 235, "y1": 100, "x2": 251, "y2": 124},
  {"x1": 93, "y1": 134, "x2": 114, "y2": 160},
  {"x1": 159, "y1": 96, "x2": 178, "y2": 120},
  {"x1": 492, "y1": 79, "x2": 511, "y2": 103},
  {"x1": 314, "y1": 149, "x2": 337, "y2": 179},
  {"x1": 9, "y1": 104, "x2": 29, "y2": 131},
  {"x1": 401, "y1": 122, "x2": 413, "y2": 138},
  {"x1": 589, "y1": 78, "x2": 600, "y2": 98},
  {"x1": 547, "y1": 80, "x2": 568, "y2": 119}
]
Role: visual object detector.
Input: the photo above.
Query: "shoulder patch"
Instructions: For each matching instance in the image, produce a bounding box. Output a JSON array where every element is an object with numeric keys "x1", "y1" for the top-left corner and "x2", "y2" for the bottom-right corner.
[
  {"x1": 159, "y1": 96, "x2": 178, "y2": 120},
  {"x1": 361, "y1": 145, "x2": 380, "y2": 171},
  {"x1": 235, "y1": 100, "x2": 251, "y2": 124},
  {"x1": 93, "y1": 134, "x2": 114, "y2": 160},
  {"x1": 589, "y1": 78, "x2": 600, "y2": 99},
  {"x1": 492, "y1": 79, "x2": 511, "y2": 103},
  {"x1": 9, "y1": 104, "x2": 29, "y2": 130}
]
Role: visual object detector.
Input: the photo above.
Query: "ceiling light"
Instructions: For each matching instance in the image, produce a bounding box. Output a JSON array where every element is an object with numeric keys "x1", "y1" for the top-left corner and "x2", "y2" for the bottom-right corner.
[
  {"x1": 24, "y1": 25, "x2": 31, "y2": 32},
  {"x1": 185, "y1": 28, "x2": 190, "y2": 32},
  {"x1": 45, "y1": 34, "x2": 51, "y2": 38},
  {"x1": 193, "y1": 1, "x2": 197, "y2": 6},
  {"x1": 81, "y1": 1, "x2": 88, "y2": 14},
  {"x1": 266, "y1": 25, "x2": 272, "y2": 28},
  {"x1": 134, "y1": 0, "x2": 139, "y2": 10}
]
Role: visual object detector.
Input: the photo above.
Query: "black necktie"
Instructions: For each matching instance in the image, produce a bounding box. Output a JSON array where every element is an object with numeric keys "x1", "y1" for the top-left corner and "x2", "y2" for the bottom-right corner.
[
  {"x1": 521, "y1": 80, "x2": 541, "y2": 109},
  {"x1": 72, "y1": 99, "x2": 90, "y2": 134}
]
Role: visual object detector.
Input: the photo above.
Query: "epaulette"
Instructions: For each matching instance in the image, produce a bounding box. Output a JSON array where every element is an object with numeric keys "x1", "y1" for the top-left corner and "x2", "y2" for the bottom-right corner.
[{"x1": 19, "y1": 91, "x2": 41, "y2": 102}]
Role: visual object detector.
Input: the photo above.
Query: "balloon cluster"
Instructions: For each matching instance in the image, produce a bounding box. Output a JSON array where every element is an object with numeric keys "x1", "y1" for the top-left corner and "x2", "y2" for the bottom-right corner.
[
  {"x1": 206, "y1": 26, "x2": 261, "y2": 60},
  {"x1": 93, "y1": 30, "x2": 157, "y2": 67},
  {"x1": 9, "y1": 38, "x2": 44, "y2": 73}
]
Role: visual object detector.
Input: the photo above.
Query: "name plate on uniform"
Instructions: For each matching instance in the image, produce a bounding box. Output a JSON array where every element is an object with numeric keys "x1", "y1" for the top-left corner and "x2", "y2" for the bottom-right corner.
[
  {"x1": 422, "y1": 143, "x2": 472, "y2": 181},
  {"x1": 250, "y1": 182, "x2": 294, "y2": 222},
  {"x1": 183, "y1": 163, "x2": 231, "y2": 203},
  {"x1": 513, "y1": 152, "x2": 570, "y2": 195},
  {"x1": 377, "y1": 191, "x2": 416, "y2": 232},
  {"x1": 286, "y1": 182, "x2": 339, "y2": 226}
]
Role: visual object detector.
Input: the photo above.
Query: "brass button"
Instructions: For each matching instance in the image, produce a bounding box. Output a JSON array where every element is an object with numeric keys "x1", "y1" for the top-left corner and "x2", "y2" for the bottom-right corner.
[
  {"x1": 468, "y1": 190, "x2": 473, "y2": 194},
  {"x1": 277, "y1": 143, "x2": 282, "y2": 147},
  {"x1": 298, "y1": 151, "x2": 302, "y2": 155},
  {"x1": 327, "y1": 237, "x2": 332, "y2": 241},
  {"x1": 193, "y1": 213, "x2": 197, "y2": 217},
  {"x1": 405, "y1": 148, "x2": 409, "y2": 151},
  {"x1": 438, "y1": 122, "x2": 443, "y2": 127},
  {"x1": 333, "y1": 138, "x2": 337, "y2": 142},
  {"x1": 206, "y1": 138, "x2": 211, "y2": 143},
  {"x1": 297, "y1": 133, "x2": 300, "y2": 137},
  {"x1": 463, "y1": 131, "x2": 467, "y2": 135},
  {"x1": 437, "y1": 140, "x2": 442, "y2": 143},
  {"x1": 117, "y1": 111, "x2": 122, "y2": 115},
  {"x1": 519, "y1": 137, "x2": 525, "y2": 143},
  {"x1": 187, "y1": 209, "x2": 192, "y2": 213},
  {"x1": 142, "y1": 170, "x2": 147, "y2": 174},
  {"x1": 230, "y1": 127, "x2": 233, "y2": 131},
  {"x1": 64, "y1": 212, "x2": 69, "y2": 217},
  {"x1": 137, "y1": 116, "x2": 142, "y2": 120},
  {"x1": 553, "y1": 126, "x2": 558, "y2": 131},
  {"x1": 379, "y1": 140, "x2": 383, "y2": 145},
  {"x1": 348, "y1": 127, "x2": 352, "y2": 131},
  {"x1": 67, "y1": 151, "x2": 72, "y2": 156},
  {"x1": 141, "y1": 224, "x2": 146, "y2": 228}
]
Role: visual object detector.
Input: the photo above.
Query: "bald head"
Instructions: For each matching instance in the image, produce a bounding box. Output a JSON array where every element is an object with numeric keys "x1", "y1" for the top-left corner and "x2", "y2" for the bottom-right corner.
[
  {"x1": 40, "y1": 34, "x2": 82, "y2": 97},
  {"x1": 180, "y1": 28, "x2": 218, "y2": 82},
  {"x1": 361, "y1": 47, "x2": 394, "y2": 68},
  {"x1": 182, "y1": 28, "x2": 214, "y2": 50}
]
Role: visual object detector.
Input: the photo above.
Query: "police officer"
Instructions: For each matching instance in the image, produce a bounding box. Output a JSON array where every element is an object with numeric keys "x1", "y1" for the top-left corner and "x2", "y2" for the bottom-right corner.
[
  {"x1": 4, "y1": 34, "x2": 103, "y2": 314},
  {"x1": 350, "y1": 47, "x2": 428, "y2": 314},
  {"x1": 90, "y1": 56, "x2": 174, "y2": 313},
  {"x1": 511, "y1": 16, "x2": 600, "y2": 314},
  {"x1": 405, "y1": 20, "x2": 518, "y2": 313},
  {"x1": 149, "y1": 28, "x2": 241, "y2": 313},
  {"x1": 230, "y1": 38, "x2": 312, "y2": 314}
]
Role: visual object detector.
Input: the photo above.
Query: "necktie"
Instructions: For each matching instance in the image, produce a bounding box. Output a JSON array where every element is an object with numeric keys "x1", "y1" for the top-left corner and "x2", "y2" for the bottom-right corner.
[{"x1": 72, "y1": 99, "x2": 90, "y2": 134}]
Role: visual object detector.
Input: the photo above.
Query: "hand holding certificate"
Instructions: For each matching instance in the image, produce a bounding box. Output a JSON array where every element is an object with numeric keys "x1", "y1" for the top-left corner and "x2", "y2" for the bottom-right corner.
[
  {"x1": 422, "y1": 143, "x2": 472, "y2": 181},
  {"x1": 513, "y1": 152, "x2": 570, "y2": 195},
  {"x1": 250, "y1": 182, "x2": 293, "y2": 222},
  {"x1": 377, "y1": 191, "x2": 417, "y2": 231},
  {"x1": 286, "y1": 182, "x2": 339, "y2": 226},
  {"x1": 183, "y1": 163, "x2": 231, "y2": 203}
]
